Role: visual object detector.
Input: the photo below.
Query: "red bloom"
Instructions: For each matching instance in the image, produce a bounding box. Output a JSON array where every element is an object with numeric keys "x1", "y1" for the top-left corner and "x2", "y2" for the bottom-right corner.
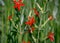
[
  {"x1": 8, "y1": 15, "x2": 12, "y2": 20},
  {"x1": 13, "y1": 0, "x2": 24, "y2": 11},
  {"x1": 48, "y1": 32, "x2": 54, "y2": 42},
  {"x1": 33, "y1": 8, "x2": 39, "y2": 16},
  {"x1": 25, "y1": 17, "x2": 35, "y2": 26}
]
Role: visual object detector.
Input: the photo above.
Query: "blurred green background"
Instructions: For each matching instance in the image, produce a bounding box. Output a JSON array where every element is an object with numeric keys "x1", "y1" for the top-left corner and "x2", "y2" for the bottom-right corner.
[{"x1": 0, "y1": 0, "x2": 60, "y2": 43}]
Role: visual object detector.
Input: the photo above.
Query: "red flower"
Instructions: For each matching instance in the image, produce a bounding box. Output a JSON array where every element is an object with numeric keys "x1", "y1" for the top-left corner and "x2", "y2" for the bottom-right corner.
[
  {"x1": 13, "y1": 0, "x2": 24, "y2": 11},
  {"x1": 25, "y1": 17, "x2": 35, "y2": 26},
  {"x1": 33, "y1": 8, "x2": 39, "y2": 16},
  {"x1": 8, "y1": 15, "x2": 12, "y2": 20},
  {"x1": 48, "y1": 16, "x2": 53, "y2": 20},
  {"x1": 48, "y1": 32, "x2": 54, "y2": 42}
]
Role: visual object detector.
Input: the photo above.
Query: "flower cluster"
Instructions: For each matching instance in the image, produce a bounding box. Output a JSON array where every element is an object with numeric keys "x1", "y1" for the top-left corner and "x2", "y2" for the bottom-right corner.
[
  {"x1": 25, "y1": 16, "x2": 35, "y2": 32},
  {"x1": 13, "y1": 0, "x2": 24, "y2": 11},
  {"x1": 25, "y1": 17, "x2": 35, "y2": 26}
]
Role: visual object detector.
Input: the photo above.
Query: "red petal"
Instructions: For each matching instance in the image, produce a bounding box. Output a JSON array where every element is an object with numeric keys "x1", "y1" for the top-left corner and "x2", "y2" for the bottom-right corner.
[
  {"x1": 33, "y1": 8, "x2": 39, "y2": 16},
  {"x1": 25, "y1": 22, "x2": 29, "y2": 25},
  {"x1": 25, "y1": 17, "x2": 35, "y2": 26},
  {"x1": 17, "y1": 6, "x2": 20, "y2": 11},
  {"x1": 34, "y1": 11, "x2": 39, "y2": 16},
  {"x1": 48, "y1": 36, "x2": 54, "y2": 42},
  {"x1": 31, "y1": 17, "x2": 35, "y2": 23},
  {"x1": 29, "y1": 22, "x2": 32, "y2": 26},
  {"x1": 20, "y1": 3, "x2": 25, "y2": 6},
  {"x1": 8, "y1": 15, "x2": 12, "y2": 20},
  {"x1": 50, "y1": 37, "x2": 54, "y2": 42},
  {"x1": 48, "y1": 32, "x2": 54, "y2": 42}
]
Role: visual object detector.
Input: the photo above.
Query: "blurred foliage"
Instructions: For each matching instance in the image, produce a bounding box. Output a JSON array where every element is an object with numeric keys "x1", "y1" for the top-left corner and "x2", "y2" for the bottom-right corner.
[{"x1": 0, "y1": 0, "x2": 60, "y2": 43}]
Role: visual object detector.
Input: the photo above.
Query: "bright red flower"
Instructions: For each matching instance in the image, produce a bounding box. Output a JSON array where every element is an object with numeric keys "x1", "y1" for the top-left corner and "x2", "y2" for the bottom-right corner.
[
  {"x1": 33, "y1": 8, "x2": 39, "y2": 16},
  {"x1": 13, "y1": 0, "x2": 24, "y2": 11},
  {"x1": 8, "y1": 15, "x2": 12, "y2": 20},
  {"x1": 48, "y1": 32, "x2": 54, "y2": 42},
  {"x1": 25, "y1": 17, "x2": 35, "y2": 26}
]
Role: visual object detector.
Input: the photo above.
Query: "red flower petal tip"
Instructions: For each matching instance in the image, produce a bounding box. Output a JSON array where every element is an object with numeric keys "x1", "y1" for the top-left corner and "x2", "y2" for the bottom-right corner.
[
  {"x1": 8, "y1": 15, "x2": 12, "y2": 20},
  {"x1": 48, "y1": 16, "x2": 53, "y2": 20},
  {"x1": 33, "y1": 8, "x2": 39, "y2": 16},
  {"x1": 48, "y1": 32, "x2": 54, "y2": 42}
]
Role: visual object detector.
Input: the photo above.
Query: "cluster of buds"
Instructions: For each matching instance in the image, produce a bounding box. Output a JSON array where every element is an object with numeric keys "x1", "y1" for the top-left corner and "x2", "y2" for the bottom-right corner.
[{"x1": 25, "y1": 17, "x2": 35, "y2": 26}]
